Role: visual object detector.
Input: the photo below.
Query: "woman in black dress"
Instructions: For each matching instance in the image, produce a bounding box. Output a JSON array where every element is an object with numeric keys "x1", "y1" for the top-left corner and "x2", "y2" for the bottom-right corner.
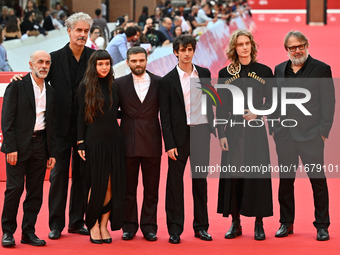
[
  {"x1": 216, "y1": 30, "x2": 273, "y2": 240},
  {"x1": 77, "y1": 50, "x2": 125, "y2": 244}
]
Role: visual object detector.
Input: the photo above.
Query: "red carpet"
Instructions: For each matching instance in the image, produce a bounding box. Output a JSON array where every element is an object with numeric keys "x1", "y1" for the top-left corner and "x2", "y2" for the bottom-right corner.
[{"x1": 1, "y1": 13, "x2": 340, "y2": 254}]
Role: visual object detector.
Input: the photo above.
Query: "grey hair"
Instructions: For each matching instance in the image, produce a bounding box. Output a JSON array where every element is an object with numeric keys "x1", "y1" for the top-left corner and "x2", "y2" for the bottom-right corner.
[
  {"x1": 65, "y1": 12, "x2": 93, "y2": 30},
  {"x1": 284, "y1": 31, "x2": 309, "y2": 51},
  {"x1": 29, "y1": 50, "x2": 51, "y2": 62}
]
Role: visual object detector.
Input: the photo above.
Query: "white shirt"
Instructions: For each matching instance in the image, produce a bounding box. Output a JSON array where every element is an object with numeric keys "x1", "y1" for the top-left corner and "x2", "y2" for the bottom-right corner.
[
  {"x1": 132, "y1": 72, "x2": 151, "y2": 103},
  {"x1": 196, "y1": 9, "x2": 212, "y2": 24},
  {"x1": 176, "y1": 65, "x2": 208, "y2": 125},
  {"x1": 30, "y1": 74, "x2": 46, "y2": 131}
]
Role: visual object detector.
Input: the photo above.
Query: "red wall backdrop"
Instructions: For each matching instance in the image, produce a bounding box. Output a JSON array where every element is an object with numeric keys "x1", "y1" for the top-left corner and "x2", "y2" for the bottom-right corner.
[{"x1": 248, "y1": 0, "x2": 340, "y2": 9}]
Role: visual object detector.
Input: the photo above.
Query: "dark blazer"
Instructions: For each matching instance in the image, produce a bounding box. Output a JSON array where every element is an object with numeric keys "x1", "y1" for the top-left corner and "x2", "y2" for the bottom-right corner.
[
  {"x1": 116, "y1": 71, "x2": 162, "y2": 157},
  {"x1": 272, "y1": 55, "x2": 335, "y2": 141},
  {"x1": 46, "y1": 43, "x2": 95, "y2": 136},
  {"x1": 1, "y1": 73, "x2": 55, "y2": 157},
  {"x1": 43, "y1": 15, "x2": 55, "y2": 31},
  {"x1": 159, "y1": 65, "x2": 216, "y2": 152}
]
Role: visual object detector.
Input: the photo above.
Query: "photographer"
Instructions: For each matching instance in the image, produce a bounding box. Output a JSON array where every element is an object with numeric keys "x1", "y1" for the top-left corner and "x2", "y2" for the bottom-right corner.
[{"x1": 142, "y1": 18, "x2": 169, "y2": 47}]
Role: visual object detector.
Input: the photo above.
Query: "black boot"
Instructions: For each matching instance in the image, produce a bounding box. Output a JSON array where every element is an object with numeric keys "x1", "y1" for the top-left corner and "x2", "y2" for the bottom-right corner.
[
  {"x1": 254, "y1": 218, "x2": 265, "y2": 241},
  {"x1": 225, "y1": 217, "x2": 242, "y2": 239}
]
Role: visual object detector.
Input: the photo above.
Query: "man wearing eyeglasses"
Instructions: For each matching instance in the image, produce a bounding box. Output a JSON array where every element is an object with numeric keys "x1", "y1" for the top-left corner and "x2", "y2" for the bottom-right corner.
[{"x1": 270, "y1": 31, "x2": 335, "y2": 241}]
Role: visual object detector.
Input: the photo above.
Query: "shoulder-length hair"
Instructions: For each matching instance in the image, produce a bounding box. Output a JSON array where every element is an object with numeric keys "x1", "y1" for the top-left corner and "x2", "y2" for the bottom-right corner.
[
  {"x1": 82, "y1": 50, "x2": 114, "y2": 124},
  {"x1": 226, "y1": 29, "x2": 258, "y2": 65}
]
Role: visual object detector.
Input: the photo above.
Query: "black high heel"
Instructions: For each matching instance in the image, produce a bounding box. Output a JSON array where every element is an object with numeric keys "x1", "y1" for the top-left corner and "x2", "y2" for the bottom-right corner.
[{"x1": 101, "y1": 200, "x2": 112, "y2": 243}]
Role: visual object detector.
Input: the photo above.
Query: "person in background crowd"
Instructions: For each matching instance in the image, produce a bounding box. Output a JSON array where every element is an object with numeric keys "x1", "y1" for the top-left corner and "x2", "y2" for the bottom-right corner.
[
  {"x1": 187, "y1": 5, "x2": 208, "y2": 31},
  {"x1": 38, "y1": 0, "x2": 48, "y2": 18},
  {"x1": 20, "y1": 11, "x2": 40, "y2": 37},
  {"x1": 43, "y1": 10, "x2": 63, "y2": 31},
  {"x1": 138, "y1": 6, "x2": 148, "y2": 28},
  {"x1": 34, "y1": 13, "x2": 48, "y2": 36},
  {"x1": 85, "y1": 25, "x2": 101, "y2": 50},
  {"x1": 3, "y1": 16, "x2": 21, "y2": 41},
  {"x1": 0, "y1": 27, "x2": 10, "y2": 71},
  {"x1": 142, "y1": 18, "x2": 169, "y2": 47},
  {"x1": 0, "y1": 6, "x2": 9, "y2": 27},
  {"x1": 172, "y1": 25, "x2": 182, "y2": 38},
  {"x1": 93, "y1": 8, "x2": 109, "y2": 42},
  {"x1": 159, "y1": 17, "x2": 173, "y2": 42},
  {"x1": 150, "y1": 6, "x2": 162, "y2": 28},
  {"x1": 1, "y1": 50, "x2": 56, "y2": 247},
  {"x1": 23, "y1": 0, "x2": 37, "y2": 17},
  {"x1": 101, "y1": 0, "x2": 107, "y2": 19},
  {"x1": 106, "y1": 26, "x2": 137, "y2": 64}
]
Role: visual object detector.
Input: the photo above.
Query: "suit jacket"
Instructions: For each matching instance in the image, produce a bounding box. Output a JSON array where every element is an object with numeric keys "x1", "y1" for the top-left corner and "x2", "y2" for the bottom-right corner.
[
  {"x1": 116, "y1": 71, "x2": 162, "y2": 157},
  {"x1": 271, "y1": 55, "x2": 335, "y2": 141},
  {"x1": 1, "y1": 73, "x2": 55, "y2": 157},
  {"x1": 46, "y1": 43, "x2": 95, "y2": 136},
  {"x1": 43, "y1": 15, "x2": 55, "y2": 31},
  {"x1": 159, "y1": 65, "x2": 216, "y2": 152}
]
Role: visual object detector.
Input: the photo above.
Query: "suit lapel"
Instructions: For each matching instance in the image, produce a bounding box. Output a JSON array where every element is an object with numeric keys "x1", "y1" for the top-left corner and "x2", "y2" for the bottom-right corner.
[
  {"x1": 127, "y1": 73, "x2": 143, "y2": 106},
  {"x1": 23, "y1": 74, "x2": 36, "y2": 112},
  {"x1": 45, "y1": 82, "x2": 51, "y2": 120},
  {"x1": 142, "y1": 71, "x2": 155, "y2": 105},
  {"x1": 171, "y1": 68, "x2": 185, "y2": 106},
  {"x1": 61, "y1": 45, "x2": 72, "y2": 87}
]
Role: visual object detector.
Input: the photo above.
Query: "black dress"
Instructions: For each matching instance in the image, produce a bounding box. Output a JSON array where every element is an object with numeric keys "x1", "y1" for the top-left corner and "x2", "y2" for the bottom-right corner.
[
  {"x1": 216, "y1": 62, "x2": 273, "y2": 218},
  {"x1": 77, "y1": 77, "x2": 126, "y2": 230}
]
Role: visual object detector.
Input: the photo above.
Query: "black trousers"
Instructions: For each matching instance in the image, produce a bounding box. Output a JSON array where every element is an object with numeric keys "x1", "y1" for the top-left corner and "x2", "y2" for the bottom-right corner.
[
  {"x1": 1, "y1": 133, "x2": 47, "y2": 235},
  {"x1": 274, "y1": 130, "x2": 330, "y2": 229},
  {"x1": 166, "y1": 124, "x2": 210, "y2": 235},
  {"x1": 122, "y1": 156, "x2": 161, "y2": 235},
  {"x1": 48, "y1": 131, "x2": 85, "y2": 231}
]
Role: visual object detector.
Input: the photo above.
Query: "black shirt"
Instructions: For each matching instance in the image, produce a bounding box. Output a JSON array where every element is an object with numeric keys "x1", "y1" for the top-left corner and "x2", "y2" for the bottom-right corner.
[{"x1": 285, "y1": 56, "x2": 310, "y2": 78}]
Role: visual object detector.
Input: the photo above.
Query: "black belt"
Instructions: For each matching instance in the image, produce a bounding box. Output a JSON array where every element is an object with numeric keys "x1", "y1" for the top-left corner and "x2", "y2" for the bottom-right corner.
[{"x1": 32, "y1": 130, "x2": 46, "y2": 137}]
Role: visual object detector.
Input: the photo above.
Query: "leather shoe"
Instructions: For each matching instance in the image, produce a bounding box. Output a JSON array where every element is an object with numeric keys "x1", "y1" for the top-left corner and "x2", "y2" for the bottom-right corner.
[
  {"x1": 194, "y1": 230, "x2": 212, "y2": 241},
  {"x1": 144, "y1": 232, "x2": 158, "y2": 241},
  {"x1": 275, "y1": 224, "x2": 293, "y2": 237},
  {"x1": 169, "y1": 233, "x2": 180, "y2": 244},
  {"x1": 254, "y1": 220, "x2": 266, "y2": 240},
  {"x1": 48, "y1": 229, "x2": 61, "y2": 240},
  {"x1": 122, "y1": 232, "x2": 134, "y2": 240},
  {"x1": 102, "y1": 237, "x2": 112, "y2": 244},
  {"x1": 225, "y1": 221, "x2": 242, "y2": 239},
  {"x1": 21, "y1": 233, "x2": 46, "y2": 246},
  {"x1": 90, "y1": 236, "x2": 102, "y2": 244},
  {"x1": 68, "y1": 226, "x2": 89, "y2": 235},
  {"x1": 317, "y1": 228, "x2": 329, "y2": 241},
  {"x1": 2, "y1": 232, "x2": 15, "y2": 247}
]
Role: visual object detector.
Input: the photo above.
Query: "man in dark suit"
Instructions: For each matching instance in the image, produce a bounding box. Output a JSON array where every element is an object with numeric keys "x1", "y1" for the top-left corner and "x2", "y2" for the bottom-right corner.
[
  {"x1": 46, "y1": 12, "x2": 95, "y2": 239},
  {"x1": 115, "y1": 46, "x2": 162, "y2": 242},
  {"x1": 159, "y1": 35, "x2": 216, "y2": 244},
  {"x1": 11, "y1": 14, "x2": 95, "y2": 240},
  {"x1": 270, "y1": 31, "x2": 335, "y2": 241},
  {"x1": 1, "y1": 51, "x2": 56, "y2": 247}
]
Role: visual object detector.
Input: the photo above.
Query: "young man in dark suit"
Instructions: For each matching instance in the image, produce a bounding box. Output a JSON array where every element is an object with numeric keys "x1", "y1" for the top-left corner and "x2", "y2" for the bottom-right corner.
[
  {"x1": 115, "y1": 46, "x2": 162, "y2": 242},
  {"x1": 1, "y1": 51, "x2": 56, "y2": 247},
  {"x1": 159, "y1": 35, "x2": 216, "y2": 244},
  {"x1": 270, "y1": 31, "x2": 335, "y2": 241}
]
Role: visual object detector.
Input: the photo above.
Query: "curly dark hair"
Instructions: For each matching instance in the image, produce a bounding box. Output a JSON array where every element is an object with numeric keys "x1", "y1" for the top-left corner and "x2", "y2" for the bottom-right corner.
[{"x1": 82, "y1": 50, "x2": 114, "y2": 124}]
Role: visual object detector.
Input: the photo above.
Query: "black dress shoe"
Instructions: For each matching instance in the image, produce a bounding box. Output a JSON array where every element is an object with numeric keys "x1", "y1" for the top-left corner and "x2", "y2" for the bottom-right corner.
[
  {"x1": 21, "y1": 233, "x2": 46, "y2": 246},
  {"x1": 68, "y1": 226, "x2": 89, "y2": 235},
  {"x1": 48, "y1": 229, "x2": 61, "y2": 240},
  {"x1": 275, "y1": 224, "x2": 293, "y2": 237},
  {"x1": 2, "y1": 232, "x2": 15, "y2": 247},
  {"x1": 317, "y1": 228, "x2": 329, "y2": 241},
  {"x1": 122, "y1": 232, "x2": 135, "y2": 240},
  {"x1": 254, "y1": 220, "x2": 266, "y2": 240},
  {"x1": 90, "y1": 236, "x2": 102, "y2": 244},
  {"x1": 144, "y1": 233, "x2": 158, "y2": 241},
  {"x1": 169, "y1": 233, "x2": 180, "y2": 244},
  {"x1": 194, "y1": 230, "x2": 212, "y2": 241},
  {"x1": 225, "y1": 221, "x2": 242, "y2": 239}
]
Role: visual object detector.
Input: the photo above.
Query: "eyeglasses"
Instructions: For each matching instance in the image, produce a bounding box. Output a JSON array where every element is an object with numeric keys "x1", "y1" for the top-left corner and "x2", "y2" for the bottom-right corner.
[{"x1": 287, "y1": 43, "x2": 306, "y2": 52}]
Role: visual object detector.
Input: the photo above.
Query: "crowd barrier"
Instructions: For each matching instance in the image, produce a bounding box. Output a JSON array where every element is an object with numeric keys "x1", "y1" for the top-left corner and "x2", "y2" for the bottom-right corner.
[{"x1": 0, "y1": 15, "x2": 255, "y2": 181}]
